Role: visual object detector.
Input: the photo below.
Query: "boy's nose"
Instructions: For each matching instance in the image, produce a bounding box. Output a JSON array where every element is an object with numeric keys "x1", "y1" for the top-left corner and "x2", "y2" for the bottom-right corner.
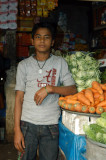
[{"x1": 40, "y1": 37, "x2": 45, "y2": 42}]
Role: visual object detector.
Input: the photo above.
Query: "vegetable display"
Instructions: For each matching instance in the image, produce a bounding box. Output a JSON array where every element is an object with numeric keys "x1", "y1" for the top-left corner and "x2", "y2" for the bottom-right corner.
[
  {"x1": 83, "y1": 112, "x2": 106, "y2": 145},
  {"x1": 63, "y1": 51, "x2": 101, "y2": 92},
  {"x1": 58, "y1": 81, "x2": 106, "y2": 114}
]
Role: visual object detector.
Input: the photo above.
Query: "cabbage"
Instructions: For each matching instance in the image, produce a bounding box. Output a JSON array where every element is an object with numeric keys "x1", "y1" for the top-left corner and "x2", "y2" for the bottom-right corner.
[
  {"x1": 75, "y1": 79, "x2": 85, "y2": 86},
  {"x1": 87, "y1": 70, "x2": 95, "y2": 77},
  {"x1": 63, "y1": 51, "x2": 101, "y2": 91},
  {"x1": 76, "y1": 71, "x2": 86, "y2": 78},
  {"x1": 70, "y1": 54, "x2": 76, "y2": 61},
  {"x1": 78, "y1": 65, "x2": 86, "y2": 71},
  {"x1": 77, "y1": 86, "x2": 85, "y2": 92},
  {"x1": 71, "y1": 68, "x2": 78, "y2": 74},
  {"x1": 71, "y1": 61, "x2": 77, "y2": 67},
  {"x1": 75, "y1": 51, "x2": 84, "y2": 58},
  {"x1": 85, "y1": 78, "x2": 96, "y2": 88}
]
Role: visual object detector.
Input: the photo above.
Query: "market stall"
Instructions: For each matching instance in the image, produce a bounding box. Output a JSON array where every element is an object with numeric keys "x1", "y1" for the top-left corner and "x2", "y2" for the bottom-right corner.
[
  {"x1": 58, "y1": 51, "x2": 106, "y2": 160},
  {"x1": 0, "y1": 1, "x2": 106, "y2": 160}
]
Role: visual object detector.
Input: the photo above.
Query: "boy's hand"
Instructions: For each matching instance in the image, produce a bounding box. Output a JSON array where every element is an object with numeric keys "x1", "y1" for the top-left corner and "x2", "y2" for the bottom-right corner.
[
  {"x1": 14, "y1": 128, "x2": 25, "y2": 153},
  {"x1": 34, "y1": 86, "x2": 51, "y2": 105}
]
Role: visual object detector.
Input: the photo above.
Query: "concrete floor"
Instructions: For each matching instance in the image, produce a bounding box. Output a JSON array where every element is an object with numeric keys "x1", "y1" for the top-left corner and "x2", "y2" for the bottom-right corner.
[
  {"x1": 0, "y1": 141, "x2": 66, "y2": 160},
  {"x1": 0, "y1": 141, "x2": 18, "y2": 160},
  {"x1": 0, "y1": 141, "x2": 40, "y2": 160}
]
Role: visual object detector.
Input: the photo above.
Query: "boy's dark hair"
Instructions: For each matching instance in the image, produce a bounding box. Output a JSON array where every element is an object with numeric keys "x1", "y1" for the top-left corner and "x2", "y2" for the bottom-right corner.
[{"x1": 32, "y1": 22, "x2": 57, "y2": 40}]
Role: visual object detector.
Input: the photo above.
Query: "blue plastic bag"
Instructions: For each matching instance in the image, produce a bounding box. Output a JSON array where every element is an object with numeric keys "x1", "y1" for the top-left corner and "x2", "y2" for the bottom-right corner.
[{"x1": 59, "y1": 120, "x2": 87, "y2": 160}]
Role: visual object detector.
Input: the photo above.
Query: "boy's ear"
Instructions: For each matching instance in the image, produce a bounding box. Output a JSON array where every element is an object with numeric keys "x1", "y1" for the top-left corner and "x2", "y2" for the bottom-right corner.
[{"x1": 32, "y1": 39, "x2": 34, "y2": 45}]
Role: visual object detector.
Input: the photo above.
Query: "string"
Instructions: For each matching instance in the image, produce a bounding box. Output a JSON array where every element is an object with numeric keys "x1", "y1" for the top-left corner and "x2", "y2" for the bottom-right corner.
[
  {"x1": 36, "y1": 54, "x2": 52, "y2": 70},
  {"x1": 36, "y1": 59, "x2": 47, "y2": 69}
]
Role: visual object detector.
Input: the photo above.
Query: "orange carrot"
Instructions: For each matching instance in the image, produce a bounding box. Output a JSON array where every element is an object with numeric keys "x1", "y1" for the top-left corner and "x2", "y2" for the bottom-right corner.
[
  {"x1": 59, "y1": 97, "x2": 66, "y2": 101},
  {"x1": 96, "y1": 106, "x2": 104, "y2": 114},
  {"x1": 90, "y1": 88, "x2": 98, "y2": 93},
  {"x1": 104, "y1": 91, "x2": 106, "y2": 100},
  {"x1": 94, "y1": 99, "x2": 100, "y2": 107},
  {"x1": 67, "y1": 103, "x2": 75, "y2": 111},
  {"x1": 92, "y1": 81, "x2": 103, "y2": 95},
  {"x1": 85, "y1": 89, "x2": 94, "y2": 105},
  {"x1": 58, "y1": 100, "x2": 66, "y2": 107},
  {"x1": 75, "y1": 103, "x2": 82, "y2": 112},
  {"x1": 97, "y1": 100, "x2": 106, "y2": 107},
  {"x1": 94, "y1": 92, "x2": 100, "y2": 99},
  {"x1": 99, "y1": 94, "x2": 105, "y2": 102},
  {"x1": 89, "y1": 106, "x2": 96, "y2": 114},
  {"x1": 62, "y1": 102, "x2": 69, "y2": 110},
  {"x1": 65, "y1": 94, "x2": 78, "y2": 100},
  {"x1": 65, "y1": 95, "x2": 73, "y2": 99},
  {"x1": 100, "y1": 84, "x2": 106, "y2": 91},
  {"x1": 66, "y1": 93, "x2": 78, "y2": 98},
  {"x1": 77, "y1": 92, "x2": 90, "y2": 106},
  {"x1": 81, "y1": 105, "x2": 89, "y2": 113},
  {"x1": 81, "y1": 89, "x2": 86, "y2": 93},
  {"x1": 66, "y1": 99, "x2": 80, "y2": 104}
]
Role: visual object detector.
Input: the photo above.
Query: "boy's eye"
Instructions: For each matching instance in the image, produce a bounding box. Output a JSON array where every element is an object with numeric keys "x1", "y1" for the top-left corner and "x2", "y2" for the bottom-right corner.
[
  {"x1": 45, "y1": 36, "x2": 50, "y2": 39},
  {"x1": 35, "y1": 35, "x2": 40, "y2": 39},
  {"x1": 34, "y1": 35, "x2": 51, "y2": 40}
]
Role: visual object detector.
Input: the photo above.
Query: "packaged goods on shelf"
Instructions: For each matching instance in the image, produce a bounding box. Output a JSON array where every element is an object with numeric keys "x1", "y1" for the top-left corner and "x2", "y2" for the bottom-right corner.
[{"x1": 0, "y1": 0, "x2": 18, "y2": 29}]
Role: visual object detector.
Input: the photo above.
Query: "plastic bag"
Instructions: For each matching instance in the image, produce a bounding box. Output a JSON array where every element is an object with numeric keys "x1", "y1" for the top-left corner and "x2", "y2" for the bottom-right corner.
[{"x1": 59, "y1": 120, "x2": 87, "y2": 160}]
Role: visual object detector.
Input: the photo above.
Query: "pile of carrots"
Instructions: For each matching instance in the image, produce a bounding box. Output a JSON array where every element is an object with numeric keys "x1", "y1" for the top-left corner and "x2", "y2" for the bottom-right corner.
[{"x1": 58, "y1": 81, "x2": 106, "y2": 114}]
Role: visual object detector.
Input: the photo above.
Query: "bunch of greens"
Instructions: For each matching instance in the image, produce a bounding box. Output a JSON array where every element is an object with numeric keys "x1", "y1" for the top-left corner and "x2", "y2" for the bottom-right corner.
[
  {"x1": 83, "y1": 112, "x2": 106, "y2": 144},
  {"x1": 63, "y1": 51, "x2": 101, "y2": 92}
]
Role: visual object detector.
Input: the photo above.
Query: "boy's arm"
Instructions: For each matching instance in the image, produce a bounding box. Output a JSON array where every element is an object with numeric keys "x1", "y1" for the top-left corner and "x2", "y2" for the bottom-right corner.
[
  {"x1": 34, "y1": 85, "x2": 77, "y2": 105},
  {"x1": 14, "y1": 90, "x2": 25, "y2": 153},
  {"x1": 49, "y1": 85, "x2": 77, "y2": 96}
]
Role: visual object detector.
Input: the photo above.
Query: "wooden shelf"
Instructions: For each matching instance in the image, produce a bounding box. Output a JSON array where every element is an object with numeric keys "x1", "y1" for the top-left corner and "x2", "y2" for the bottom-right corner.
[{"x1": 17, "y1": 17, "x2": 34, "y2": 21}]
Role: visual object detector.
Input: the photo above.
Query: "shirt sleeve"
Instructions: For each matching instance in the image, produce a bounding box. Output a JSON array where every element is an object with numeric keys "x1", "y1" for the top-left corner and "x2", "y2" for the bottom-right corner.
[
  {"x1": 15, "y1": 61, "x2": 26, "y2": 92},
  {"x1": 60, "y1": 57, "x2": 75, "y2": 86}
]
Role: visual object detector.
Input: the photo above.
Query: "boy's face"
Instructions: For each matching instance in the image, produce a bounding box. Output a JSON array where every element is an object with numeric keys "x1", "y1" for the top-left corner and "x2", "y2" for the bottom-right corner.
[{"x1": 32, "y1": 27, "x2": 54, "y2": 54}]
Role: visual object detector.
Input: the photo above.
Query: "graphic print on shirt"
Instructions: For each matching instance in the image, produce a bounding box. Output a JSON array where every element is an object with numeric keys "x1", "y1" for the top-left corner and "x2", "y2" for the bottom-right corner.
[{"x1": 37, "y1": 68, "x2": 57, "y2": 87}]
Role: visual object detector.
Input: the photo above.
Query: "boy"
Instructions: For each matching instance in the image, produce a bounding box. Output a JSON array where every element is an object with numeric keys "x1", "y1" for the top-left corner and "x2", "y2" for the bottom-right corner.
[{"x1": 14, "y1": 22, "x2": 77, "y2": 160}]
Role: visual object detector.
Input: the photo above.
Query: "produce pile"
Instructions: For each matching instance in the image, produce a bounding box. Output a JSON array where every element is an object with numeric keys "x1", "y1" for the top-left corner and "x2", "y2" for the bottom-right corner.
[
  {"x1": 63, "y1": 51, "x2": 101, "y2": 92},
  {"x1": 59, "y1": 81, "x2": 106, "y2": 114},
  {"x1": 83, "y1": 112, "x2": 106, "y2": 145}
]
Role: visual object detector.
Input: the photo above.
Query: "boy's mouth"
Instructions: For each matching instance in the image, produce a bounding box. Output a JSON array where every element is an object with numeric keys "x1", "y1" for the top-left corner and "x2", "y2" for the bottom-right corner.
[{"x1": 39, "y1": 45, "x2": 45, "y2": 48}]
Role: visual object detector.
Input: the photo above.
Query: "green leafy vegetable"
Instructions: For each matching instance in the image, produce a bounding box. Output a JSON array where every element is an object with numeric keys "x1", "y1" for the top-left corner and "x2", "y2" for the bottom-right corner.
[
  {"x1": 96, "y1": 117, "x2": 106, "y2": 128},
  {"x1": 90, "y1": 124, "x2": 106, "y2": 134},
  {"x1": 83, "y1": 124, "x2": 96, "y2": 141},
  {"x1": 101, "y1": 112, "x2": 106, "y2": 119},
  {"x1": 103, "y1": 134, "x2": 106, "y2": 144},
  {"x1": 83, "y1": 114, "x2": 106, "y2": 145},
  {"x1": 96, "y1": 132, "x2": 104, "y2": 143}
]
